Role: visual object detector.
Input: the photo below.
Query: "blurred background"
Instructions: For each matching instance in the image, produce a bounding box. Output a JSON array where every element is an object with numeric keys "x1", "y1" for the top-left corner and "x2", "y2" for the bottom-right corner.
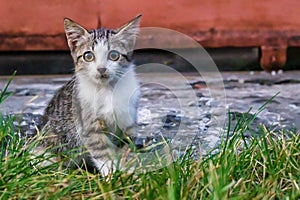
[{"x1": 0, "y1": 0, "x2": 300, "y2": 74}]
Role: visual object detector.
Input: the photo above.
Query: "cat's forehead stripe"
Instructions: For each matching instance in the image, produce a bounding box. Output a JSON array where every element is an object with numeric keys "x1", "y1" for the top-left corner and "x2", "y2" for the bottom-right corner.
[
  {"x1": 89, "y1": 28, "x2": 116, "y2": 50},
  {"x1": 89, "y1": 28, "x2": 113, "y2": 39}
]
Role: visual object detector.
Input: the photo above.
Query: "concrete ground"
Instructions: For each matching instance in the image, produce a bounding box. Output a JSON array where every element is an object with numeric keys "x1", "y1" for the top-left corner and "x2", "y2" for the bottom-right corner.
[{"x1": 0, "y1": 70, "x2": 299, "y2": 154}]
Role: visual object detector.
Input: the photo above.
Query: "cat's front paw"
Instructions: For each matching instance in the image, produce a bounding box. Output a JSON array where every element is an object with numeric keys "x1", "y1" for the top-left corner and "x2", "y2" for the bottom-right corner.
[{"x1": 92, "y1": 158, "x2": 115, "y2": 177}]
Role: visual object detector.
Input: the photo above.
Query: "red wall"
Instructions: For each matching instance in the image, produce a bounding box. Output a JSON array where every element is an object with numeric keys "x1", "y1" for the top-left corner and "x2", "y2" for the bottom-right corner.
[{"x1": 1, "y1": 0, "x2": 300, "y2": 70}]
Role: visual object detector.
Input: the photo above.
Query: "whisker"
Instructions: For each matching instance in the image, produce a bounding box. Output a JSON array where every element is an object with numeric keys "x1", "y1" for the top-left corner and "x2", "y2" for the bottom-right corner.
[
  {"x1": 115, "y1": 72, "x2": 124, "y2": 77},
  {"x1": 114, "y1": 74, "x2": 123, "y2": 79},
  {"x1": 115, "y1": 71, "x2": 125, "y2": 75}
]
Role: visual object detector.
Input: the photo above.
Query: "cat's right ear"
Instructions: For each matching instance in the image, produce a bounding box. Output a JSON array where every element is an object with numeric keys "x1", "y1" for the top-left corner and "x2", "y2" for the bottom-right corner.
[{"x1": 64, "y1": 18, "x2": 89, "y2": 52}]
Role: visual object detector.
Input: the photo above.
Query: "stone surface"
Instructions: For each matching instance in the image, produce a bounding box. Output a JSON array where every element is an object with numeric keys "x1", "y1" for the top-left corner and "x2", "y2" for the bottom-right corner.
[{"x1": 0, "y1": 71, "x2": 299, "y2": 155}]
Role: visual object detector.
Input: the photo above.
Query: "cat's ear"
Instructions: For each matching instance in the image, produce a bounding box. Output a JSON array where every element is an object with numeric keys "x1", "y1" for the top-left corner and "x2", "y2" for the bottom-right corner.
[
  {"x1": 64, "y1": 18, "x2": 89, "y2": 52},
  {"x1": 114, "y1": 14, "x2": 142, "y2": 51}
]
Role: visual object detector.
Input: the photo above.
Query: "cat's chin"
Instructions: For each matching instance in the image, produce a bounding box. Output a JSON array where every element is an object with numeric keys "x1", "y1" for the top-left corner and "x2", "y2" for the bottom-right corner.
[
  {"x1": 95, "y1": 78, "x2": 109, "y2": 86},
  {"x1": 93, "y1": 77, "x2": 116, "y2": 87},
  {"x1": 95, "y1": 76, "x2": 121, "y2": 87}
]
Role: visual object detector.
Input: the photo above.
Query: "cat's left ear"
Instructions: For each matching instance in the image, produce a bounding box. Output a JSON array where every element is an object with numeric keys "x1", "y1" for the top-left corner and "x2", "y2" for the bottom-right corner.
[
  {"x1": 64, "y1": 18, "x2": 89, "y2": 52},
  {"x1": 114, "y1": 14, "x2": 142, "y2": 51}
]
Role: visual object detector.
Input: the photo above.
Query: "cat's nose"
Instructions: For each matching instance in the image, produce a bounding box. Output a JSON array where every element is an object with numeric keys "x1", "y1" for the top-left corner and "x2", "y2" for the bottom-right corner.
[{"x1": 97, "y1": 67, "x2": 107, "y2": 75}]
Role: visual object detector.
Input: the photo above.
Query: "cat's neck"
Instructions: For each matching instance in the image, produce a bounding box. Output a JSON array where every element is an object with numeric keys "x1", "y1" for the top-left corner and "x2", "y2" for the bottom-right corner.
[
  {"x1": 74, "y1": 67, "x2": 139, "y2": 130},
  {"x1": 75, "y1": 74, "x2": 114, "y2": 122}
]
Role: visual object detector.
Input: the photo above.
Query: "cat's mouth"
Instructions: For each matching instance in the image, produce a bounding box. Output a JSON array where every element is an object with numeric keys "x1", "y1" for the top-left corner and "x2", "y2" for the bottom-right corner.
[
  {"x1": 94, "y1": 72, "x2": 120, "y2": 86},
  {"x1": 95, "y1": 74, "x2": 115, "y2": 86},
  {"x1": 96, "y1": 73, "x2": 110, "y2": 80}
]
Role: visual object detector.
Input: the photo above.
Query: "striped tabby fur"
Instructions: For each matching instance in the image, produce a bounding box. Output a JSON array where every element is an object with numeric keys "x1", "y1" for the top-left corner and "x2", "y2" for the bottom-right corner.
[{"x1": 40, "y1": 15, "x2": 142, "y2": 176}]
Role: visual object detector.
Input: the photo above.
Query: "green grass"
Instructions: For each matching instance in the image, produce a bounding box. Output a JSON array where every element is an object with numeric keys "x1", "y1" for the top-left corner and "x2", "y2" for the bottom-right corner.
[{"x1": 0, "y1": 77, "x2": 299, "y2": 199}]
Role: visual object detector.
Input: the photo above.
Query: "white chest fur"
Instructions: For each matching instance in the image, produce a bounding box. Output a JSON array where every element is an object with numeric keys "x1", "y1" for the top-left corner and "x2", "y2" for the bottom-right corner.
[{"x1": 76, "y1": 70, "x2": 140, "y2": 130}]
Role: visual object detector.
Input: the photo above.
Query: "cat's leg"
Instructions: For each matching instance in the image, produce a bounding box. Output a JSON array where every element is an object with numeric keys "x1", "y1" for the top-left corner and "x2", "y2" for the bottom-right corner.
[
  {"x1": 80, "y1": 126, "x2": 118, "y2": 176},
  {"x1": 32, "y1": 126, "x2": 61, "y2": 167},
  {"x1": 31, "y1": 145, "x2": 59, "y2": 167}
]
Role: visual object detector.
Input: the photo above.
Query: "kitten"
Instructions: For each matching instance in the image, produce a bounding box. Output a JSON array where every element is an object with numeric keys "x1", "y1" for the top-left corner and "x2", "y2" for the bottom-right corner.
[{"x1": 40, "y1": 15, "x2": 142, "y2": 176}]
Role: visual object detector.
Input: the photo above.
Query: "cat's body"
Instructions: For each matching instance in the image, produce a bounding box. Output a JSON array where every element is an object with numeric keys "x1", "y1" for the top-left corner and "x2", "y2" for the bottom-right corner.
[{"x1": 40, "y1": 15, "x2": 141, "y2": 175}]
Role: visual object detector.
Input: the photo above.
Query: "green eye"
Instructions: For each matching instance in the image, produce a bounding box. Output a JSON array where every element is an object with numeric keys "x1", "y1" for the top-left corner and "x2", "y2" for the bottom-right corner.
[
  {"x1": 108, "y1": 50, "x2": 120, "y2": 61},
  {"x1": 83, "y1": 51, "x2": 95, "y2": 62}
]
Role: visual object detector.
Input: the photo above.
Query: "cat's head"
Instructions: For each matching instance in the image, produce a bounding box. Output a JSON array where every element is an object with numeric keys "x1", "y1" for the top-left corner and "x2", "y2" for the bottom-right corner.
[{"x1": 64, "y1": 15, "x2": 141, "y2": 85}]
